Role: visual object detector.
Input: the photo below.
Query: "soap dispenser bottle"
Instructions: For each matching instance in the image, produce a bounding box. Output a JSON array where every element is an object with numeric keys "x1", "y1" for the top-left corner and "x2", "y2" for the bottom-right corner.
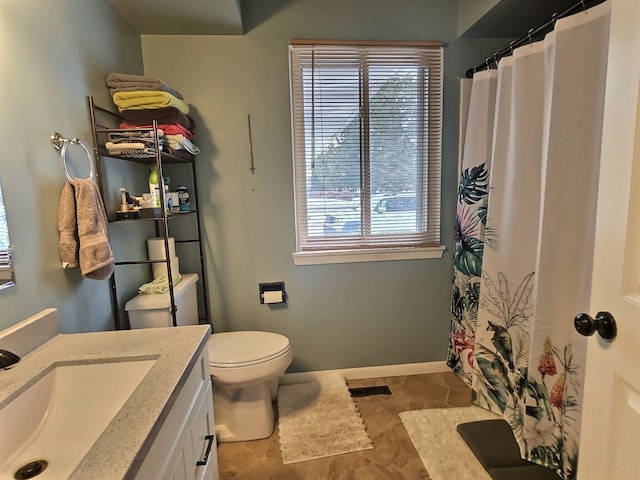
[
  {"x1": 177, "y1": 185, "x2": 190, "y2": 213},
  {"x1": 149, "y1": 164, "x2": 160, "y2": 208}
]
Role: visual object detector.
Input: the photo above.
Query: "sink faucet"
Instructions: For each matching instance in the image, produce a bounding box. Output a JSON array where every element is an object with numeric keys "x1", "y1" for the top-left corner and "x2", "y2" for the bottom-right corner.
[{"x1": 0, "y1": 349, "x2": 20, "y2": 369}]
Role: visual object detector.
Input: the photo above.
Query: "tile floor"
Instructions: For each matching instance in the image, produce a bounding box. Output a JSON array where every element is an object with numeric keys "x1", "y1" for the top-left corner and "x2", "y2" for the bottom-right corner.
[{"x1": 216, "y1": 371, "x2": 472, "y2": 479}]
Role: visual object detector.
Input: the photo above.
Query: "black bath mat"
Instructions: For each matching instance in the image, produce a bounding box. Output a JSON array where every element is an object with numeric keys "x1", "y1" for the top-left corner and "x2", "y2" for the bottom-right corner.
[{"x1": 457, "y1": 420, "x2": 561, "y2": 479}]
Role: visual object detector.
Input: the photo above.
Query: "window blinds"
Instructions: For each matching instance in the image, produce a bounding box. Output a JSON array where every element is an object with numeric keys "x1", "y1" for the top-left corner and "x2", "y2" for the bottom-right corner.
[
  {"x1": 289, "y1": 42, "x2": 443, "y2": 251},
  {"x1": 0, "y1": 187, "x2": 12, "y2": 280}
]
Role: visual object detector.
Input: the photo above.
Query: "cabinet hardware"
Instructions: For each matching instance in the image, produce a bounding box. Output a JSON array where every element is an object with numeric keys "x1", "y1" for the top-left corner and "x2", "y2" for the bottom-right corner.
[{"x1": 197, "y1": 434, "x2": 215, "y2": 466}]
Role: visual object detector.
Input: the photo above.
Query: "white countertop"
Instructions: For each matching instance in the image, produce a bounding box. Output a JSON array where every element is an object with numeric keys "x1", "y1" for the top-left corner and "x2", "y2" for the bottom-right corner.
[{"x1": 0, "y1": 323, "x2": 211, "y2": 479}]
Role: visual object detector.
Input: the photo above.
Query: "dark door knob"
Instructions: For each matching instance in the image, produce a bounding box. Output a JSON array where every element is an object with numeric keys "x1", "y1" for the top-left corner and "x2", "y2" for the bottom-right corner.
[{"x1": 574, "y1": 311, "x2": 617, "y2": 340}]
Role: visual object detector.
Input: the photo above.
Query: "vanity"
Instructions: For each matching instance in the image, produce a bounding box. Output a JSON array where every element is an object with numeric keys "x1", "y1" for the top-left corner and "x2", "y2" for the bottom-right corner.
[{"x1": 0, "y1": 309, "x2": 219, "y2": 480}]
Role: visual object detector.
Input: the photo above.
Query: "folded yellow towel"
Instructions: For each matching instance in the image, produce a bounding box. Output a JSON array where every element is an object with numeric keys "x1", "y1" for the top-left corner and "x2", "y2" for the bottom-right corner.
[{"x1": 112, "y1": 90, "x2": 190, "y2": 115}]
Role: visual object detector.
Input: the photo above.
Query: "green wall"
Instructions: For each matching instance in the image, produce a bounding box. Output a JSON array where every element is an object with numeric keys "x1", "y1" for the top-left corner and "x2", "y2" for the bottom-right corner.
[
  {"x1": 0, "y1": 0, "x2": 505, "y2": 371},
  {"x1": 0, "y1": 0, "x2": 143, "y2": 332},
  {"x1": 457, "y1": 0, "x2": 501, "y2": 36},
  {"x1": 142, "y1": 0, "x2": 505, "y2": 371}
]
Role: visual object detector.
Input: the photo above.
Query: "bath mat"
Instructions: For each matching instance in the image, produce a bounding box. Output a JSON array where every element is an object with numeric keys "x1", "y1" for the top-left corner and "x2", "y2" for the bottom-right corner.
[
  {"x1": 276, "y1": 374, "x2": 373, "y2": 464},
  {"x1": 457, "y1": 420, "x2": 561, "y2": 480},
  {"x1": 399, "y1": 406, "x2": 500, "y2": 480}
]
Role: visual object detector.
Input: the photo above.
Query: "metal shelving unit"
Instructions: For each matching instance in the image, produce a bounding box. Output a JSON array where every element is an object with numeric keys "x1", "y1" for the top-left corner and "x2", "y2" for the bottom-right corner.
[{"x1": 86, "y1": 95, "x2": 209, "y2": 330}]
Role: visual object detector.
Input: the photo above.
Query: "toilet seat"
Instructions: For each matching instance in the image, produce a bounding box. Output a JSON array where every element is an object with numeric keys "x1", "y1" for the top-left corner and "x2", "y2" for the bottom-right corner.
[{"x1": 208, "y1": 331, "x2": 291, "y2": 368}]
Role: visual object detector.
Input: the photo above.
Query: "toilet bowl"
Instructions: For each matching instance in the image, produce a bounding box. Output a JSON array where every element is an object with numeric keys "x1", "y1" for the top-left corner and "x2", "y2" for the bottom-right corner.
[
  {"x1": 125, "y1": 275, "x2": 292, "y2": 442},
  {"x1": 208, "y1": 331, "x2": 292, "y2": 442}
]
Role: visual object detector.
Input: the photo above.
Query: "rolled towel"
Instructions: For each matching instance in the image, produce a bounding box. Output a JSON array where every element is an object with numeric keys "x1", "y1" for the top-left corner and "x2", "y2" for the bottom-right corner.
[
  {"x1": 73, "y1": 178, "x2": 114, "y2": 280},
  {"x1": 105, "y1": 142, "x2": 149, "y2": 152},
  {"x1": 164, "y1": 135, "x2": 200, "y2": 154},
  {"x1": 107, "y1": 129, "x2": 164, "y2": 142},
  {"x1": 57, "y1": 182, "x2": 79, "y2": 268},
  {"x1": 112, "y1": 90, "x2": 190, "y2": 115},
  {"x1": 119, "y1": 121, "x2": 194, "y2": 139},
  {"x1": 106, "y1": 72, "x2": 183, "y2": 99}
]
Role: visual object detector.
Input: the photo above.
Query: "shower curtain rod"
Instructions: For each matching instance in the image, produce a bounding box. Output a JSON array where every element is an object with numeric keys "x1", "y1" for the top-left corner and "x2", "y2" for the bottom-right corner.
[{"x1": 465, "y1": 0, "x2": 603, "y2": 78}]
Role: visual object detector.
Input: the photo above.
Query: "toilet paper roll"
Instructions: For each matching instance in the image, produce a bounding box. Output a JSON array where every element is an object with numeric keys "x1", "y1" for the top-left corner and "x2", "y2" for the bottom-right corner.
[
  {"x1": 152, "y1": 256, "x2": 180, "y2": 280},
  {"x1": 147, "y1": 237, "x2": 176, "y2": 260},
  {"x1": 263, "y1": 290, "x2": 283, "y2": 304}
]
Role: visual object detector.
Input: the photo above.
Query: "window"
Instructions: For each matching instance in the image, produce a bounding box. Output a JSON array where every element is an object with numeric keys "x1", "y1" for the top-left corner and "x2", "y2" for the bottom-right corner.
[
  {"x1": 289, "y1": 41, "x2": 444, "y2": 265},
  {"x1": 0, "y1": 183, "x2": 13, "y2": 284}
]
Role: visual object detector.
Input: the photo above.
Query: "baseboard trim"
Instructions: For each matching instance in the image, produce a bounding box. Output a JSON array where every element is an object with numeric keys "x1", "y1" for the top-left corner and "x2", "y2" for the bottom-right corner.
[{"x1": 281, "y1": 361, "x2": 450, "y2": 385}]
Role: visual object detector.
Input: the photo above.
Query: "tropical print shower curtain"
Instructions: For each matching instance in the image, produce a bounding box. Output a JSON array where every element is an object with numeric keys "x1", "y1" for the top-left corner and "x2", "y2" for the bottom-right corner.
[
  {"x1": 447, "y1": 3, "x2": 611, "y2": 479},
  {"x1": 447, "y1": 70, "x2": 497, "y2": 386}
]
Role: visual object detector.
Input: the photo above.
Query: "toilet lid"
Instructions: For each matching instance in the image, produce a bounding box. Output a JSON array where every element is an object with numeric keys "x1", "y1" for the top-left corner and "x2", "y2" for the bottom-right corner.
[{"x1": 208, "y1": 331, "x2": 291, "y2": 367}]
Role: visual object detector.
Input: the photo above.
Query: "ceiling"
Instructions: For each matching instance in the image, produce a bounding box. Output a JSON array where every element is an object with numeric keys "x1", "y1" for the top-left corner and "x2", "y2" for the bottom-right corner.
[
  {"x1": 108, "y1": 0, "x2": 245, "y2": 36},
  {"x1": 108, "y1": 0, "x2": 587, "y2": 38},
  {"x1": 461, "y1": 0, "x2": 591, "y2": 38}
]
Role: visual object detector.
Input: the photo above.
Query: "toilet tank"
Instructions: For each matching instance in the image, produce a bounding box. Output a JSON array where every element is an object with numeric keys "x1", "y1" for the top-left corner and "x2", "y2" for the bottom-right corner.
[{"x1": 125, "y1": 273, "x2": 199, "y2": 329}]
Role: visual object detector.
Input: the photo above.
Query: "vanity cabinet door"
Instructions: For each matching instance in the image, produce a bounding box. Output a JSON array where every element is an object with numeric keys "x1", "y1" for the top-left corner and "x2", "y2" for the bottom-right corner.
[
  {"x1": 163, "y1": 447, "x2": 189, "y2": 480},
  {"x1": 190, "y1": 384, "x2": 218, "y2": 480},
  {"x1": 137, "y1": 347, "x2": 218, "y2": 480},
  {"x1": 164, "y1": 382, "x2": 217, "y2": 480}
]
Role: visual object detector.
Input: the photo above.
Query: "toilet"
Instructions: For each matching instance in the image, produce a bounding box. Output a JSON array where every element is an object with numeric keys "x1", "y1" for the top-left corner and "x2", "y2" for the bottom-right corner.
[
  {"x1": 208, "y1": 331, "x2": 292, "y2": 442},
  {"x1": 125, "y1": 273, "x2": 293, "y2": 442}
]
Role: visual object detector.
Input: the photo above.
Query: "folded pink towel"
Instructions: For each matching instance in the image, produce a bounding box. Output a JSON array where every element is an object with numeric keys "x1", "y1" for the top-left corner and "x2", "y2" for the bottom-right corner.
[{"x1": 57, "y1": 179, "x2": 114, "y2": 280}]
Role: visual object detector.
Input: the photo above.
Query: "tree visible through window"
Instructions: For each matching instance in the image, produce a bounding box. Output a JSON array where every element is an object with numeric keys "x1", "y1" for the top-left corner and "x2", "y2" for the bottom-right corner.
[{"x1": 289, "y1": 42, "x2": 443, "y2": 255}]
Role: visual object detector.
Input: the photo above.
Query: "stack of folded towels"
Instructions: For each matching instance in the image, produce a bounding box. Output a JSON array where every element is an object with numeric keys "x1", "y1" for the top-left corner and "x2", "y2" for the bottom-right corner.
[{"x1": 106, "y1": 72, "x2": 200, "y2": 161}]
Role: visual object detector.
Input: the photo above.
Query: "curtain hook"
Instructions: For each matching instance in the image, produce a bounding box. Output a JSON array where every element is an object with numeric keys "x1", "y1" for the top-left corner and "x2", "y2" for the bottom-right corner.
[
  {"x1": 493, "y1": 53, "x2": 499, "y2": 67},
  {"x1": 509, "y1": 40, "x2": 516, "y2": 55},
  {"x1": 485, "y1": 58, "x2": 491, "y2": 70},
  {"x1": 551, "y1": 12, "x2": 559, "y2": 25},
  {"x1": 581, "y1": 0, "x2": 587, "y2": 10},
  {"x1": 527, "y1": 28, "x2": 535, "y2": 44}
]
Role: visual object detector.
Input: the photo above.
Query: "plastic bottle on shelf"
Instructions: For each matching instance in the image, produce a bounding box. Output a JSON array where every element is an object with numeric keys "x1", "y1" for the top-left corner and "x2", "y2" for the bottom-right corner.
[
  {"x1": 149, "y1": 165, "x2": 160, "y2": 208},
  {"x1": 164, "y1": 184, "x2": 172, "y2": 214},
  {"x1": 177, "y1": 185, "x2": 190, "y2": 213}
]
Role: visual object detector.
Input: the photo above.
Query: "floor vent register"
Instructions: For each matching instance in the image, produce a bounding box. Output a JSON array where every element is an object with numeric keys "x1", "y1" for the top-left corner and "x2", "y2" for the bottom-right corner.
[{"x1": 348, "y1": 385, "x2": 392, "y2": 397}]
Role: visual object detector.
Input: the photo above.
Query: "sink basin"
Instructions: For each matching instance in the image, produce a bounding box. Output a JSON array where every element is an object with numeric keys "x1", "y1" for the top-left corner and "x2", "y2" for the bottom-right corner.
[{"x1": 0, "y1": 359, "x2": 156, "y2": 479}]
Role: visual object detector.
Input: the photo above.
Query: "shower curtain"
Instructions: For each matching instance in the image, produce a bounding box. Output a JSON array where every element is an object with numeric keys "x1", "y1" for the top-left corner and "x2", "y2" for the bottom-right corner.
[
  {"x1": 447, "y1": 2, "x2": 611, "y2": 479},
  {"x1": 447, "y1": 69, "x2": 497, "y2": 385}
]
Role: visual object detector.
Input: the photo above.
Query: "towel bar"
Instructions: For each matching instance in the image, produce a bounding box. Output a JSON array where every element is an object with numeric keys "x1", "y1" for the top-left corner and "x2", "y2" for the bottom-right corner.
[{"x1": 51, "y1": 132, "x2": 95, "y2": 183}]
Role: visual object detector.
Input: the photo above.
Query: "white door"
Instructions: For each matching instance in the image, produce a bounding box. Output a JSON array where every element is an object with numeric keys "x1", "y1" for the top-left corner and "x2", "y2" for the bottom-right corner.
[{"x1": 578, "y1": 0, "x2": 640, "y2": 478}]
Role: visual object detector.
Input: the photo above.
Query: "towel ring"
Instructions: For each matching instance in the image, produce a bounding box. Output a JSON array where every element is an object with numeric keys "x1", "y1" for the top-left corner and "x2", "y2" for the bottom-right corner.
[{"x1": 51, "y1": 132, "x2": 95, "y2": 184}]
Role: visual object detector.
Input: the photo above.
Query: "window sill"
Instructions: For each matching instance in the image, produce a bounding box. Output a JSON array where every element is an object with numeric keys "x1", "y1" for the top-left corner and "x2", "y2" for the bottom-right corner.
[{"x1": 292, "y1": 245, "x2": 446, "y2": 266}]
